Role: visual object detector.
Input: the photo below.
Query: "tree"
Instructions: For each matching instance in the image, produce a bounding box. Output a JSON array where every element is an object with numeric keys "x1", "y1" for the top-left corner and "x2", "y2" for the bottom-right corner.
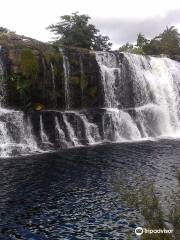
[
  {"x1": 119, "y1": 42, "x2": 134, "y2": 52},
  {"x1": 92, "y1": 34, "x2": 112, "y2": 51},
  {"x1": 158, "y1": 26, "x2": 180, "y2": 55},
  {"x1": 142, "y1": 26, "x2": 180, "y2": 55},
  {"x1": 119, "y1": 26, "x2": 180, "y2": 56},
  {"x1": 136, "y1": 33, "x2": 148, "y2": 48},
  {"x1": 143, "y1": 38, "x2": 162, "y2": 55},
  {"x1": 47, "y1": 12, "x2": 112, "y2": 51},
  {"x1": 0, "y1": 27, "x2": 9, "y2": 34}
]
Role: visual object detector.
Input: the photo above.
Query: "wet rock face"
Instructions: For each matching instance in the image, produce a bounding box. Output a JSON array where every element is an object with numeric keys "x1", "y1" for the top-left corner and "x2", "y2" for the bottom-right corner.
[
  {"x1": 65, "y1": 49, "x2": 103, "y2": 109},
  {"x1": 0, "y1": 33, "x2": 104, "y2": 111},
  {"x1": 170, "y1": 55, "x2": 180, "y2": 62}
]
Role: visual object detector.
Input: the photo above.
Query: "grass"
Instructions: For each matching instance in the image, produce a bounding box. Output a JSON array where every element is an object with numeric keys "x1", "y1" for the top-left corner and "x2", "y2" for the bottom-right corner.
[{"x1": 117, "y1": 171, "x2": 180, "y2": 240}]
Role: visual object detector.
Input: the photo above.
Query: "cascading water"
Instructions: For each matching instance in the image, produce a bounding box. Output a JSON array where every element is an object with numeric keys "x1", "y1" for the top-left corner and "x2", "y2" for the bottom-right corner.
[
  {"x1": 54, "y1": 116, "x2": 68, "y2": 147},
  {"x1": 50, "y1": 62, "x2": 57, "y2": 107},
  {"x1": 25, "y1": 117, "x2": 39, "y2": 150},
  {"x1": 62, "y1": 113, "x2": 80, "y2": 147},
  {"x1": 0, "y1": 109, "x2": 40, "y2": 157},
  {"x1": 1, "y1": 50, "x2": 180, "y2": 157},
  {"x1": 102, "y1": 108, "x2": 141, "y2": 142},
  {"x1": 73, "y1": 112, "x2": 101, "y2": 145},
  {"x1": 0, "y1": 59, "x2": 41, "y2": 157},
  {"x1": 95, "y1": 52, "x2": 120, "y2": 108},
  {"x1": 0, "y1": 59, "x2": 5, "y2": 106},
  {"x1": 96, "y1": 52, "x2": 180, "y2": 140},
  {"x1": 124, "y1": 53, "x2": 180, "y2": 137},
  {"x1": 60, "y1": 49, "x2": 71, "y2": 110},
  {"x1": 40, "y1": 115, "x2": 52, "y2": 146}
]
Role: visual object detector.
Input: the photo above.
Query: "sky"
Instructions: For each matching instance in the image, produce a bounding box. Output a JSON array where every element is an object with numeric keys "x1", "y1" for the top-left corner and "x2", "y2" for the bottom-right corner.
[{"x1": 1, "y1": 0, "x2": 180, "y2": 49}]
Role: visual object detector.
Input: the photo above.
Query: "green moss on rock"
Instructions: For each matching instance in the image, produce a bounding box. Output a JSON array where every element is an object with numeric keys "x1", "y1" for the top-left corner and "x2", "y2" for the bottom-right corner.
[
  {"x1": 88, "y1": 87, "x2": 97, "y2": 97},
  {"x1": 70, "y1": 76, "x2": 81, "y2": 85},
  {"x1": 81, "y1": 75, "x2": 88, "y2": 88},
  {"x1": 20, "y1": 48, "x2": 38, "y2": 79},
  {"x1": 69, "y1": 58, "x2": 79, "y2": 68},
  {"x1": 44, "y1": 49, "x2": 63, "y2": 64},
  {"x1": 10, "y1": 73, "x2": 31, "y2": 90}
]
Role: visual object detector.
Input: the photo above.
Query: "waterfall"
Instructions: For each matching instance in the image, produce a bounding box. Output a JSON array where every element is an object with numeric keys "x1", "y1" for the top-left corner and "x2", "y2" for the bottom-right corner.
[
  {"x1": 60, "y1": 49, "x2": 71, "y2": 110},
  {"x1": 102, "y1": 108, "x2": 141, "y2": 142},
  {"x1": 50, "y1": 63, "x2": 56, "y2": 90},
  {"x1": 54, "y1": 116, "x2": 68, "y2": 147},
  {"x1": 96, "y1": 52, "x2": 120, "y2": 108},
  {"x1": 25, "y1": 117, "x2": 39, "y2": 151},
  {"x1": 0, "y1": 59, "x2": 41, "y2": 157},
  {"x1": 0, "y1": 59, "x2": 5, "y2": 106},
  {"x1": 1, "y1": 50, "x2": 180, "y2": 157},
  {"x1": 50, "y1": 63, "x2": 57, "y2": 107},
  {"x1": 96, "y1": 52, "x2": 180, "y2": 139},
  {"x1": 124, "y1": 54, "x2": 180, "y2": 136},
  {"x1": 0, "y1": 109, "x2": 40, "y2": 157},
  {"x1": 40, "y1": 115, "x2": 52, "y2": 145},
  {"x1": 74, "y1": 112, "x2": 101, "y2": 145},
  {"x1": 62, "y1": 114, "x2": 80, "y2": 147}
]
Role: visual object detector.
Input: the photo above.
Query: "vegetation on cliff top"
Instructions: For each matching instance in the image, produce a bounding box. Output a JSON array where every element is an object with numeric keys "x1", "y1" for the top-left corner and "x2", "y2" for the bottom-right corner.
[
  {"x1": 119, "y1": 26, "x2": 180, "y2": 56},
  {"x1": 1, "y1": 17, "x2": 180, "y2": 56},
  {"x1": 47, "y1": 12, "x2": 112, "y2": 51}
]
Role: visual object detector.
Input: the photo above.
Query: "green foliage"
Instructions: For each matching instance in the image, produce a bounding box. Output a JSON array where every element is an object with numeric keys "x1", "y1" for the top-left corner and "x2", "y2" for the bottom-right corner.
[
  {"x1": 131, "y1": 47, "x2": 145, "y2": 54},
  {"x1": 9, "y1": 73, "x2": 31, "y2": 107},
  {"x1": 119, "y1": 184, "x2": 173, "y2": 239},
  {"x1": 70, "y1": 76, "x2": 80, "y2": 85},
  {"x1": 20, "y1": 48, "x2": 38, "y2": 79},
  {"x1": 126, "y1": 232, "x2": 133, "y2": 240},
  {"x1": 89, "y1": 87, "x2": 97, "y2": 97},
  {"x1": 70, "y1": 74, "x2": 88, "y2": 88},
  {"x1": 10, "y1": 73, "x2": 31, "y2": 91},
  {"x1": 177, "y1": 170, "x2": 180, "y2": 183},
  {"x1": 115, "y1": 173, "x2": 180, "y2": 240},
  {"x1": 119, "y1": 42, "x2": 145, "y2": 54},
  {"x1": 140, "y1": 186, "x2": 164, "y2": 229},
  {"x1": 92, "y1": 34, "x2": 112, "y2": 51},
  {"x1": 119, "y1": 42, "x2": 134, "y2": 53},
  {"x1": 9, "y1": 48, "x2": 39, "y2": 103},
  {"x1": 120, "y1": 184, "x2": 164, "y2": 228},
  {"x1": 142, "y1": 26, "x2": 180, "y2": 55},
  {"x1": 0, "y1": 26, "x2": 9, "y2": 34},
  {"x1": 44, "y1": 49, "x2": 63, "y2": 64},
  {"x1": 119, "y1": 26, "x2": 180, "y2": 56},
  {"x1": 168, "y1": 170, "x2": 180, "y2": 239},
  {"x1": 169, "y1": 206, "x2": 180, "y2": 239},
  {"x1": 158, "y1": 26, "x2": 180, "y2": 55},
  {"x1": 47, "y1": 12, "x2": 112, "y2": 50},
  {"x1": 69, "y1": 58, "x2": 79, "y2": 68},
  {"x1": 81, "y1": 75, "x2": 88, "y2": 88},
  {"x1": 143, "y1": 39, "x2": 162, "y2": 55},
  {"x1": 136, "y1": 33, "x2": 148, "y2": 48}
]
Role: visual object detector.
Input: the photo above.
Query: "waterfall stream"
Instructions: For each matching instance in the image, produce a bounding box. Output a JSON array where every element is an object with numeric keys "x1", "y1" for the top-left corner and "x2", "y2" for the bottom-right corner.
[
  {"x1": 40, "y1": 115, "x2": 52, "y2": 146},
  {"x1": 96, "y1": 52, "x2": 180, "y2": 140},
  {"x1": 73, "y1": 112, "x2": 101, "y2": 145},
  {"x1": 62, "y1": 114, "x2": 80, "y2": 147},
  {"x1": 54, "y1": 116, "x2": 68, "y2": 147},
  {"x1": 60, "y1": 49, "x2": 71, "y2": 110},
  {"x1": 50, "y1": 62, "x2": 57, "y2": 107}
]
